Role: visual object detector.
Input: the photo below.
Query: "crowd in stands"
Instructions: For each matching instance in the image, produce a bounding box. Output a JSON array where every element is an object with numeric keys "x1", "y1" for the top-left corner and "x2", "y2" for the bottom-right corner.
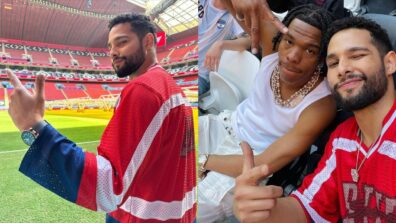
[
  {"x1": 1, "y1": 39, "x2": 198, "y2": 70},
  {"x1": 167, "y1": 64, "x2": 198, "y2": 75},
  {"x1": 169, "y1": 40, "x2": 197, "y2": 50},
  {"x1": 0, "y1": 64, "x2": 197, "y2": 81},
  {"x1": 0, "y1": 37, "x2": 198, "y2": 108},
  {"x1": 0, "y1": 68, "x2": 122, "y2": 82},
  {"x1": 0, "y1": 38, "x2": 198, "y2": 83}
]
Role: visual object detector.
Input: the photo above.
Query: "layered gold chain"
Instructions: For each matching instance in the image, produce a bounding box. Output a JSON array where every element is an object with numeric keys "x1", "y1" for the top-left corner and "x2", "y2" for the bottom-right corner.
[{"x1": 271, "y1": 65, "x2": 320, "y2": 108}]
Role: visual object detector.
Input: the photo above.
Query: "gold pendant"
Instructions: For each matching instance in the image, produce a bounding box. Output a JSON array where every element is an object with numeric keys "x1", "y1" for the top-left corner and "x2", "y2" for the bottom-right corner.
[{"x1": 351, "y1": 169, "x2": 359, "y2": 182}]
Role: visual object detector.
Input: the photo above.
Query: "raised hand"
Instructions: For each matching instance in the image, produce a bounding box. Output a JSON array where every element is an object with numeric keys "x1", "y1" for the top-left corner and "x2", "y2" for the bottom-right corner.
[
  {"x1": 233, "y1": 141, "x2": 283, "y2": 223},
  {"x1": 6, "y1": 69, "x2": 45, "y2": 131},
  {"x1": 204, "y1": 41, "x2": 223, "y2": 72},
  {"x1": 230, "y1": 0, "x2": 288, "y2": 54}
]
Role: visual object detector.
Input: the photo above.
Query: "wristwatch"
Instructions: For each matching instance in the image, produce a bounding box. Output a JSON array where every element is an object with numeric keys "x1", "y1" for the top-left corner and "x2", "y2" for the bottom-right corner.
[
  {"x1": 198, "y1": 154, "x2": 209, "y2": 173},
  {"x1": 21, "y1": 120, "x2": 48, "y2": 146}
]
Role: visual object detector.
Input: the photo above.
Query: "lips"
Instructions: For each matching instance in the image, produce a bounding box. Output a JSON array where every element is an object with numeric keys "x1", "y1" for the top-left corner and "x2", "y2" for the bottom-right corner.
[
  {"x1": 336, "y1": 77, "x2": 364, "y2": 90},
  {"x1": 279, "y1": 62, "x2": 301, "y2": 74},
  {"x1": 112, "y1": 58, "x2": 124, "y2": 66}
]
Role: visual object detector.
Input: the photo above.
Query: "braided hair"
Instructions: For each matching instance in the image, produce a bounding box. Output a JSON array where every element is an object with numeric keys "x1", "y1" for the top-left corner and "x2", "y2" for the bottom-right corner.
[{"x1": 272, "y1": 4, "x2": 335, "y2": 75}]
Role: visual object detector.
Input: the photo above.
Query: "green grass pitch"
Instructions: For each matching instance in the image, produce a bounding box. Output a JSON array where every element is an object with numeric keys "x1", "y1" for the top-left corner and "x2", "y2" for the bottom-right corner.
[{"x1": 0, "y1": 109, "x2": 110, "y2": 223}]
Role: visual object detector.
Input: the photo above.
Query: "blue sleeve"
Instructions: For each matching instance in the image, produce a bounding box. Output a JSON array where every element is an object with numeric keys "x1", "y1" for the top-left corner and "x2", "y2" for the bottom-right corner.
[{"x1": 19, "y1": 124, "x2": 85, "y2": 203}]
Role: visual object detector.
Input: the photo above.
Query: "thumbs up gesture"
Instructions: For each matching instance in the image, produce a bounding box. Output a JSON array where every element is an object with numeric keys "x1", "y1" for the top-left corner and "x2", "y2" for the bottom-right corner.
[
  {"x1": 233, "y1": 141, "x2": 283, "y2": 223},
  {"x1": 6, "y1": 69, "x2": 45, "y2": 131}
]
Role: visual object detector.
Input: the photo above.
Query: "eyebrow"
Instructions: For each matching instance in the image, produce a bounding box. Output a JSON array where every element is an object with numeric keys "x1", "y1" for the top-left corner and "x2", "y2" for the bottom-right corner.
[
  {"x1": 326, "y1": 47, "x2": 370, "y2": 60},
  {"x1": 107, "y1": 36, "x2": 129, "y2": 48},
  {"x1": 284, "y1": 33, "x2": 320, "y2": 49}
]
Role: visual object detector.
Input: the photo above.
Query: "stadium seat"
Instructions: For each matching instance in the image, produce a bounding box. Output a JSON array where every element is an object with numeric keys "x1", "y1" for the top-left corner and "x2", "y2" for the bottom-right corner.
[
  {"x1": 359, "y1": 0, "x2": 396, "y2": 15},
  {"x1": 199, "y1": 71, "x2": 242, "y2": 114},
  {"x1": 199, "y1": 50, "x2": 260, "y2": 113},
  {"x1": 218, "y1": 50, "x2": 260, "y2": 99}
]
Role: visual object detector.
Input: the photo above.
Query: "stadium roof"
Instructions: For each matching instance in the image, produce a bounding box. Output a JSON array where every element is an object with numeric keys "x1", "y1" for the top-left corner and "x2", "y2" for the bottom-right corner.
[
  {"x1": 145, "y1": 0, "x2": 198, "y2": 35},
  {"x1": 0, "y1": 0, "x2": 197, "y2": 48}
]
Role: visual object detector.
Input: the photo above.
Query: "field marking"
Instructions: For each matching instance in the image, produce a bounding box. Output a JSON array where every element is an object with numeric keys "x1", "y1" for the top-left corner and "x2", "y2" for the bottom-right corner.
[
  {"x1": 77, "y1": 140, "x2": 100, "y2": 145},
  {"x1": 0, "y1": 149, "x2": 27, "y2": 154},
  {"x1": 0, "y1": 140, "x2": 100, "y2": 155}
]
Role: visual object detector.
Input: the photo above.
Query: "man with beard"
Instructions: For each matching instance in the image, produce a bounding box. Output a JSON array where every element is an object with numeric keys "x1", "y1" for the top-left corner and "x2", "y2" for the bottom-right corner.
[
  {"x1": 6, "y1": 14, "x2": 196, "y2": 223},
  {"x1": 234, "y1": 17, "x2": 396, "y2": 223},
  {"x1": 198, "y1": 5, "x2": 336, "y2": 222}
]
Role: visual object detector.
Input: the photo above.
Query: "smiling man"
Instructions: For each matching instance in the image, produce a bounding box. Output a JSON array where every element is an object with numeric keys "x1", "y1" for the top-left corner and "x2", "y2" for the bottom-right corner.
[
  {"x1": 197, "y1": 5, "x2": 337, "y2": 222},
  {"x1": 6, "y1": 13, "x2": 196, "y2": 223},
  {"x1": 234, "y1": 16, "x2": 396, "y2": 223}
]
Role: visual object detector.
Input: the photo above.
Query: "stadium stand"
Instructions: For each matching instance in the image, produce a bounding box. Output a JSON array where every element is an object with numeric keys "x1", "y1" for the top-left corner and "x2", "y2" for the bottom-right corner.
[
  {"x1": 171, "y1": 45, "x2": 196, "y2": 61},
  {"x1": 0, "y1": 37, "x2": 198, "y2": 110},
  {"x1": 52, "y1": 52, "x2": 72, "y2": 66},
  {"x1": 157, "y1": 51, "x2": 170, "y2": 62},
  {"x1": 0, "y1": 85, "x2": 4, "y2": 101},
  {"x1": 94, "y1": 56, "x2": 112, "y2": 67},
  {"x1": 4, "y1": 48, "x2": 23, "y2": 59},
  {"x1": 61, "y1": 83, "x2": 89, "y2": 99},
  {"x1": 0, "y1": 9, "x2": 198, "y2": 111},
  {"x1": 45, "y1": 82, "x2": 67, "y2": 101},
  {"x1": 30, "y1": 50, "x2": 51, "y2": 64},
  {"x1": 73, "y1": 55, "x2": 93, "y2": 67},
  {"x1": 86, "y1": 83, "x2": 121, "y2": 98}
]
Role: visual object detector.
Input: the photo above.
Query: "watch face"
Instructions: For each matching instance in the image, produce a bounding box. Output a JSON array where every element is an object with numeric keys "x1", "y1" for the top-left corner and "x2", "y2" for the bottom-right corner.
[{"x1": 21, "y1": 131, "x2": 36, "y2": 146}]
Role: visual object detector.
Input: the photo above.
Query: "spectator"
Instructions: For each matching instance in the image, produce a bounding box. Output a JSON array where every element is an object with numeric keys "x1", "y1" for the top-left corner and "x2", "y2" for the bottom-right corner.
[
  {"x1": 198, "y1": 0, "x2": 251, "y2": 97},
  {"x1": 6, "y1": 13, "x2": 196, "y2": 223},
  {"x1": 198, "y1": 5, "x2": 335, "y2": 222},
  {"x1": 234, "y1": 16, "x2": 396, "y2": 223}
]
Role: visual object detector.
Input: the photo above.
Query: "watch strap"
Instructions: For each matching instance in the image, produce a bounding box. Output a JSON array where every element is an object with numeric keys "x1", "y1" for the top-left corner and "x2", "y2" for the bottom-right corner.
[{"x1": 31, "y1": 120, "x2": 49, "y2": 135}]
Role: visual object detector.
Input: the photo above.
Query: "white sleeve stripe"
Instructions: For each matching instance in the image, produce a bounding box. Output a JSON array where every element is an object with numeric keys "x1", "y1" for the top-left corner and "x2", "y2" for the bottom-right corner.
[
  {"x1": 303, "y1": 151, "x2": 337, "y2": 201},
  {"x1": 96, "y1": 155, "x2": 121, "y2": 212},
  {"x1": 95, "y1": 93, "x2": 188, "y2": 211},
  {"x1": 378, "y1": 140, "x2": 396, "y2": 160},
  {"x1": 292, "y1": 191, "x2": 330, "y2": 223},
  {"x1": 121, "y1": 93, "x2": 187, "y2": 196},
  {"x1": 332, "y1": 138, "x2": 358, "y2": 153},
  {"x1": 120, "y1": 187, "x2": 196, "y2": 220},
  {"x1": 366, "y1": 109, "x2": 396, "y2": 157},
  {"x1": 296, "y1": 137, "x2": 357, "y2": 220}
]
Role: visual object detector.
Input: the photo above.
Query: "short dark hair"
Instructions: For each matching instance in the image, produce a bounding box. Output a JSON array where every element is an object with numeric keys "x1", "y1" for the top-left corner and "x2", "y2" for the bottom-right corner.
[
  {"x1": 323, "y1": 16, "x2": 393, "y2": 58},
  {"x1": 272, "y1": 4, "x2": 335, "y2": 75},
  {"x1": 108, "y1": 13, "x2": 157, "y2": 44}
]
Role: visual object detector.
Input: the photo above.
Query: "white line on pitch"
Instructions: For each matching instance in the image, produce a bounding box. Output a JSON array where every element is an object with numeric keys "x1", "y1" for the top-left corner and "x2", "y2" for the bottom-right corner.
[
  {"x1": 77, "y1": 140, "x2": 100, "y2": 145},
  {"x1": 0, "y1": 149, "x2": 26, "y2": 154},
  {"x1": 0, "y1": 140, "x2": 100, "y2": 154}
]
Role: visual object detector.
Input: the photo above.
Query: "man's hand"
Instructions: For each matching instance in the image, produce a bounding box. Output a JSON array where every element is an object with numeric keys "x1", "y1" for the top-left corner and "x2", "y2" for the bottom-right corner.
[
  {"x1": 7, "y1": 69, "x2": 45, "y2": 131},
  {"x1": 231, "y1": 0, "x2": 288, "y2": 54},
  {"x1": 204, "y1": 41, "x2": 224, "y2": 72},
  {"x1": 234, "y1": 141, "x2": 283, "y2": 223}
]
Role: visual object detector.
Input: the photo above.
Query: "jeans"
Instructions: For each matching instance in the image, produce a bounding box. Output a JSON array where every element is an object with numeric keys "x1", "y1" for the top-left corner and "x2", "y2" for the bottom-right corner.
[{"x1": 199, "y1": 76, "x2": 210, "y2": 97}]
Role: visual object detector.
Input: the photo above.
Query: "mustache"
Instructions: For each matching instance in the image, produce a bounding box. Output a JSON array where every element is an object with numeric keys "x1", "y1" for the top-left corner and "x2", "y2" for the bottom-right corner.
[
  {"x1": 279, "y1": 61, "x2": 302, "y2": 73},
  {"x1": 112, "y1": 56, "x2": 126, "y2": 62},
  {"x1": 334, "y1": 73, "x2": 367, "y2": 90}
]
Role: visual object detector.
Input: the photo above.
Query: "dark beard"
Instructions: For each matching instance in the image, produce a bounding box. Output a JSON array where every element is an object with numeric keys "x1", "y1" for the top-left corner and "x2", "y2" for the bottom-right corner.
[
  {"x1": 332, "y1": 66, "x2": 388, "y2": 112},
  {"x1": 113, "y1": 44, "x2": 145, "y2": 78}
]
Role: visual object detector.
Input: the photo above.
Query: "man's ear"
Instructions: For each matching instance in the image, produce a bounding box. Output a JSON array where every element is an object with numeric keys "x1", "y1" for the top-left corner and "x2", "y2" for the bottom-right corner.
[
  {"x1": 384, "y1": 51, "x2": 396, "y2": 76},
  {"x1": 143, "y1": 33, "x2": 156, "y2": 49}
]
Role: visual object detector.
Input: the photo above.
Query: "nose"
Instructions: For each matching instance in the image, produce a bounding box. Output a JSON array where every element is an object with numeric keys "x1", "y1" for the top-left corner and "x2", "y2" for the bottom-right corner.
[
  {"x1": 337, "y1": 57, "x2": 353, "y2": 78},
  {"x1": 286, "y1": 47, "x2": 302, "y2": 64},
  {"x1": 109, "y1": 47, "x2": 119, "y2": 60}
]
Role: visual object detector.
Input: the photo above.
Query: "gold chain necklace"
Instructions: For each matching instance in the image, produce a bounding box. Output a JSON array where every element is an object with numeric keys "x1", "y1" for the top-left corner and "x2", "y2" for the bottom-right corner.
[
  {"x1": 351, "y1": 130, "x2": 381, "y2": 182},
  {"x1": 270, "y1": 65, "x2": 320, "y2": 108}
]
